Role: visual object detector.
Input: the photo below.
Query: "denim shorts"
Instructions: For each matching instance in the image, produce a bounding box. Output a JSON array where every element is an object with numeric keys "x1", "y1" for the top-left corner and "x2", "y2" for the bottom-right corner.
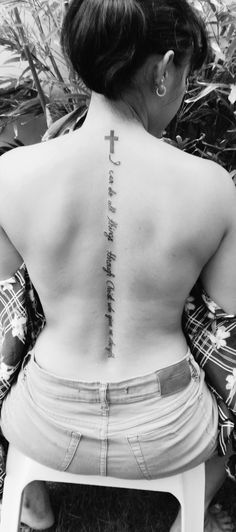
[{"x1": 1, "y1": 350, "x2": 218, "y2": 479}]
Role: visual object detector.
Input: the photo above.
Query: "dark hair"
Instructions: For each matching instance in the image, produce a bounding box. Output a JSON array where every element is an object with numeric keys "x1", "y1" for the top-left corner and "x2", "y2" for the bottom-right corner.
[{"x1": 61, "y1": 0, "x2": 209, "y2": 100}]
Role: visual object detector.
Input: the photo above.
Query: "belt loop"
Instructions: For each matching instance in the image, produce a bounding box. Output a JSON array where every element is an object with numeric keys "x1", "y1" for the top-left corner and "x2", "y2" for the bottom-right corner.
[
  {"x1": 99, "y1": 383, "x2": 109, "y2": 412},
  {"x1": 99, "y1": 383, "x2": 107, "y2": 402},
  {"x1": 188, "y1": 354, "x2": 200, "y2": 382},
  {"x1": 22, "y1": 350, "x2": 32, "y2": 370},
  {"x1": 22, "y1": 350, "x2": 32, "y2": 380},
  {"x1": 154, "y1": 373, "x2": 161, "y2": 396},
  {"x1": 99, "y1": 383, "x2": 109, "y2": 475}
]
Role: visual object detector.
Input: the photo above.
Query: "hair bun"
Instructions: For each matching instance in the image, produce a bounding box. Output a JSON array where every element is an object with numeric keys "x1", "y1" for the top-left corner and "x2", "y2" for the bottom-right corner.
[{"x1": 61, "y1": 0, "x2": 146, "y2": 99}]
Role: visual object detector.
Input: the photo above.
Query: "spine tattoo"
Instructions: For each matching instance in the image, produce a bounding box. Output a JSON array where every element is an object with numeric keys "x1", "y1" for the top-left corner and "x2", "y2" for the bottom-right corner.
[{"x1": 103, "y1": 130, "x2": 121, "y2": 357}]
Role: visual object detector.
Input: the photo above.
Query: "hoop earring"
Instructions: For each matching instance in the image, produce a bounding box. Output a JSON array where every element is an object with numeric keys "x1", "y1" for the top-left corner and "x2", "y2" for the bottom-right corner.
[{"x1": 156, "y1": 79, "x2": 166, "y2": 98}]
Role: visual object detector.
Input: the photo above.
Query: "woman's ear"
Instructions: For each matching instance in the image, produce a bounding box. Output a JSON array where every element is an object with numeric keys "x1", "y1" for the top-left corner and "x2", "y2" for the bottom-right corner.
[
  {"x1": 162, "y1": 50, "x2": 175, "y2": 73},
  {"x1": 153, "y1": 50, "x2": 175, "y2": 87}
]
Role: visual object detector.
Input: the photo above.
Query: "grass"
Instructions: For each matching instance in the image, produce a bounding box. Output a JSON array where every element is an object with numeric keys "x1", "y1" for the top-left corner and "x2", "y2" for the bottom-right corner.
[
  {"x1": 46, "y1": 482, "x2": 178, "y2": 532},
  {"x1": 29, "y1": 477, "x2": 236, "y2": 531}
]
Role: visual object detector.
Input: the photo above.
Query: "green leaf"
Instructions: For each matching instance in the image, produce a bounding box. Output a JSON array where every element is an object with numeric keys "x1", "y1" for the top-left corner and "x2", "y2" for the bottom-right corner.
[
  {"x1": 227, "y1": 36, "x2": 236, "y2": 58},
  {"x1": 185, "y1": 84, "x2": 226, "y2": 103},
  {"x1": 228, "y1": 84, "x2": 236, "y2": 104}
]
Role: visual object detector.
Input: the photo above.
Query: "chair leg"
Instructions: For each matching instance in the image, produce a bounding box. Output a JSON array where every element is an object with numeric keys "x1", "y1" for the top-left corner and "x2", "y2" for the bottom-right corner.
[
  {"x1": 181, "y1": 465, "x2": 205, "y2": 532},
  {"x1": 0, "y1": 475, "x2": 24, "y2": 532},
  {"x1": 181, "y1": 501, "x2": 204, "y2": 532}
]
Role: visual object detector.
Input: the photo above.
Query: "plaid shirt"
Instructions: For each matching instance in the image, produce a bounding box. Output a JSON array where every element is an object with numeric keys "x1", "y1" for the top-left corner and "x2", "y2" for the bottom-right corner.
[
  {"x1": 183, "y1": 281, "x2": 236, "y2": 480},
  {"x1": 0, "y1": 263, "x2": 45, "y2": 493}
]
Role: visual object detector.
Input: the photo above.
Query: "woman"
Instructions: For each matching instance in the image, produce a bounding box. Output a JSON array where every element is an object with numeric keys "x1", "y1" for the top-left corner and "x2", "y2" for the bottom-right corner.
[{"x1": 0, "y1": 0, "x2": 235, "y2": 530}]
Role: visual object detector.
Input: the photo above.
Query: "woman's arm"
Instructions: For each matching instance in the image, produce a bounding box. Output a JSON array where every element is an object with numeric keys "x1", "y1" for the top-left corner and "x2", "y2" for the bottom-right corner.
[
  {"x1": 201, "y1": 168, "x2": 236, "y2": 314},
  {"x1": 0, "y1": 226, "x2": 23, "y2": 279}
]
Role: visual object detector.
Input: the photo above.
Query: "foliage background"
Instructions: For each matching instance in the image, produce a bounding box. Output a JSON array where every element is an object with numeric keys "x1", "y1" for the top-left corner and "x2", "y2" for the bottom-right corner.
[
  {"x1": 0, "y1": 0, "x2": 236, "y2": 169},
  {"x1": 0, "y1": 0, "x2": 89, "y2": 142},
  {"x1": 168, "y1": 0, "x2": 236, "y2": 177}
]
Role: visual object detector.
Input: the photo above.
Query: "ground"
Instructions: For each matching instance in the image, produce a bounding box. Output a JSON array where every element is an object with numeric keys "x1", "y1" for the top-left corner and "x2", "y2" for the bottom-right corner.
[{"x1": 27, "y1": 477, "x2": 236, "y2": 532}]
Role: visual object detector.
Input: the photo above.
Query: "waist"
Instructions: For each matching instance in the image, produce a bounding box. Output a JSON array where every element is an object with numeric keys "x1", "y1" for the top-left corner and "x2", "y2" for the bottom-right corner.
[
  {"x1": 35, "y1": 330, "x2": 188, "y2": 381},
  {"x1": 23, "y1": 348, "x2": 196, "y2": 403}
]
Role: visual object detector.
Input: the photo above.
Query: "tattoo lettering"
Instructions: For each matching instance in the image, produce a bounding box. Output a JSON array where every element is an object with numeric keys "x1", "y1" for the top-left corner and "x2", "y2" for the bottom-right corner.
[
  {"x1": 103, "y1": 130, "x2": 120, "y2": 358},
  {"x1": 104, "y1": 217, "x2": 118, "y2": 242},
  {"x1": 108, "y1": 200, "x2": 116, "y2": 214},
  {"x1": 106, "y1": 280, "x2": 115, "y2": 302},
  {"x1": 109, "y1": 154, "x2": 121, "y2": 166},
  {"x1": 108, "y1": 186, "x2": 117, "y2": 197},
  {"x1": 103, "y1": 250, "x2": 116, "y2": 277},
  {"x1": 105, "y1": 336, "x2": 116, "y2": 356}
]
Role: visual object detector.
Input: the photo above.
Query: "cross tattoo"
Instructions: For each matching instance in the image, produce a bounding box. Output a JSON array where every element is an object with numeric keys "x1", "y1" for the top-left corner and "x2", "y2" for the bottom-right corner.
[{"x1": 105, "y1": 130, "x2": 118, "y2": 154}]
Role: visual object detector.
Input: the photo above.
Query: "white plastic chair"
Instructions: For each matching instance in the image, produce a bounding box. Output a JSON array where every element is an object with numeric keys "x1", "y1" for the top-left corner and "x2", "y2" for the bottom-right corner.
[{"x1": 0, "y1": 445, "x2": 205, "y2": 532}]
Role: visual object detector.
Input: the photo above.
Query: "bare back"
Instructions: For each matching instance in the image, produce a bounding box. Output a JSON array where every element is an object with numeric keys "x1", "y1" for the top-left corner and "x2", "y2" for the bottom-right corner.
[{"x1": 0, "y1": 108, "x2": 235, "y2": 381}]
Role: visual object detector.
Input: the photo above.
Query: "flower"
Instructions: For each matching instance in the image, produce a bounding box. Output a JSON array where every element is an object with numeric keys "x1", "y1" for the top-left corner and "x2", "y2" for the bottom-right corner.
[
  {"x1": 185, "y1": 296, "x2": 195, "y2": 312},
  {"x1": 11, "y1": 314, "x2": 27, "y2": 342},
  {"x1": 208, "y1": 326, "x2": 230, "y2": 349},
  {"x1": 226, "y1": 369, "x2": 236, "y2": 391},
  {"x1": 0, "y1": 277, "x2": 16, "y2": 292},
  {"x1": 0, "y1": 362, "x2": 15, "y2": 381},
  {"x1": 202, "y1": 293, "x2": 219, "y2": 319},
  {"x1": 28, "y1": 288, "x2": 35, "y2": 303}
]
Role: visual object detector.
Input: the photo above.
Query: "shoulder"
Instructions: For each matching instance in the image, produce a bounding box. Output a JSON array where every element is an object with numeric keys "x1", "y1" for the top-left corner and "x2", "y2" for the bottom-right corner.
[
  {"x1": 160, "y1": 140, "x2": 234, "y2": 202},
  {"x1": 189, "y1": 156, "x2": 236, "y2": 220},
  {"x1": 0, "y1": 143, "x2": 40, "y2": 185},
  {"x1": 181, "y1": 151, "x2": 236, "y2": 226},
  {"x1": 0, "y1": 141, "x2": 52, "y2": 225},
  {"x1": 147, "y1": 138, "x2": 236, "y2": 232},
  {"x1": 0, "y1": 135, "x2": 66, "y2": 188},
  {"x1": 179, "y1": 152, "x2": 236, "y2": 236}
]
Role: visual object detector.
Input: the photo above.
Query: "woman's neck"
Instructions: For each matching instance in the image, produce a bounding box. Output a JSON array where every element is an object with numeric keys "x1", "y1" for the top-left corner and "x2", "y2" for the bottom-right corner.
[{"x1": 83, "y1": 92, "x2": 148, "y2": 132}]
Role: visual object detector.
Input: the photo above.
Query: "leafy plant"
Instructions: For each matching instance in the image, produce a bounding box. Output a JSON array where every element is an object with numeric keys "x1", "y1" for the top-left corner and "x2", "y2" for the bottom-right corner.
[
  {"x1": 0, "y1": 136, "x2": 24, "y2": 155},
  {"x1": 167, "y1": 0, "x2": 236, "y2": 174},
  {"x1": 1, "y1": 0, "x2": 236, "y2": 168},
  {"x1": 0, "y1": 0, "x2": 90, "y2": 134}
]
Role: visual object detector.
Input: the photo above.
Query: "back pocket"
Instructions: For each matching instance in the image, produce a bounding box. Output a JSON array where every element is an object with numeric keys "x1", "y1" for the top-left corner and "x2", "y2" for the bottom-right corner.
[
  {"x1": 127, "y1": 426, "x2": 173, "y2": 480},
  {"x1": 60, "y1": 431, "x2": 82, "y2": 471}
]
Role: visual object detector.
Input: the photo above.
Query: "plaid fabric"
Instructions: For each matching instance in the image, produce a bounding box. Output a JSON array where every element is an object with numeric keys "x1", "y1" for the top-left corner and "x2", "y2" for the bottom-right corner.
[
  {"x1": 0, "y1": 263, "x2": 45, "y2": 494},
  {"x1": 183, "y1": 281, "x2": 236, "y2": 480}
]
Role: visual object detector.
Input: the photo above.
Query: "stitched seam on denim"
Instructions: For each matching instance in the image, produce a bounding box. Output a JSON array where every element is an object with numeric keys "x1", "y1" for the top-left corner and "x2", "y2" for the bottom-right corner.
[
  {"x1": 61, "y1": 431, "x2": 81, "y2": 471},
  {"x1": 106, "y1": 392, "x2": 161, "y2": 404},
  {"x1": 189, "y1": 360, "x2": 200, "y2": 381},
  {"x1": 22, "y1": 352, "x2": 32, "y2": 371},
  {"x1": 99, "y1": 384, "x2": 109, "y2": 476},
  {"x1": 198, "y1": 391, "x2": 215, "y2": 436},
  {"x1": 127, "y1": 436, "x2": 152, "y2": 480}
]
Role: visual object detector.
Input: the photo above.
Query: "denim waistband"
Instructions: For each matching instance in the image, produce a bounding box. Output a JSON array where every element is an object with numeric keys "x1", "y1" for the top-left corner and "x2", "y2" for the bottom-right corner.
[{"x1": 23, "y1": 349, "x2": 194, "y2": 403}]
